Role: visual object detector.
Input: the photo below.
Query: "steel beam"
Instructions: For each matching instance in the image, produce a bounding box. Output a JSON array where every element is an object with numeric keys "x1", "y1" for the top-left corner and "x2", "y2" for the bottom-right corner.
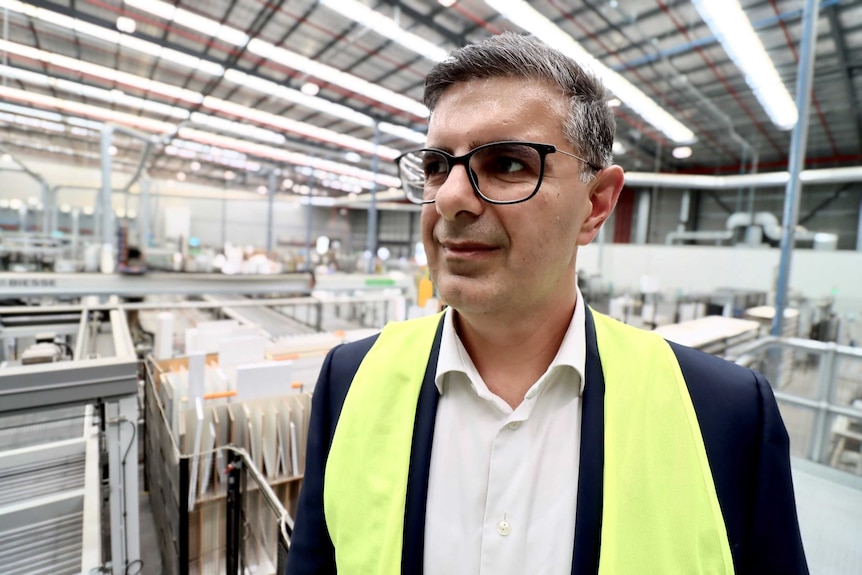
[
  {"x1": 0, "y1": 357, "x2": 137, "y2": 416},
  {"x1": 825, "y1": 6, "x2": 862, "y2": 150},
  {"x1": 0, "y1": 271, "x2": 314, "y2": 298}
]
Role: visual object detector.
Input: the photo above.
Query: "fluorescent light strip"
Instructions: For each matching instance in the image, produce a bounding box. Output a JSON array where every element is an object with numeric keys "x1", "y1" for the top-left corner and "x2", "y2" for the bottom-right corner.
[
  {"x1": 318, "y1": 0, "x2": 448, "y2": 62},
  {"x1": 178, "y1": 128, "x2": 401, "y2": 188},
  {"x1": 0, "y1": 101, "x2": 63, "y2": 122},
  {"x1": 189, "y1": 111, "x2": 286, "y2": 146},
  {"x1": 221, "y1": 68, "x2": 374, "y2": 128},
  {"x1": 0, "y1": 44, "x2": 419, "y2": 154},
  {"x1": 1, "y1": 62, "x2": 366, "y2": 152},
  {"x1": 202, "y1": 96, "x2": 401, "y2": 159},
  {"x1": 0, "y1": 37, "x2": 426, "y2": 145},
  {"x1": 693, "y1": 0, "x2": 797, "y2": 130},
  {"x1": 0, "y1": 110, "x2": 66, "y2": 132},
  {"x1": 0, "y1": 65, "x2": 191, "y2": 120},
  {"x1": 0, "y1": 84, "x2": 176, "y2": 133},
  {"x1": 0, "y1": 0, "x2": 224, "y2": 75},
  {"x1": 0, "y1": 91, "x2": 400, "y2": 189},
  {"x1": 483, "y1": 0, "x2": 696, "y2": 144},
  {"x1": 247, "y1": 38, "x2": 429, "y2": 119},
  {"x1": 120, "y1": 0, "x2": 429, "y2": 118},
  {"x1": 124, "y1": 0, "x2": 249, "y2": 47}
]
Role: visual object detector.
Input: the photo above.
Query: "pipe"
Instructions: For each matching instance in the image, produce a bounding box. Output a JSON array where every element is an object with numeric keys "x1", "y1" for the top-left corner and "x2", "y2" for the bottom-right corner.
[
  {"x1": 665, "y1": 229, "x2": 733, "y2": 245},
  {"x1": 139, "y1": 178, "x2": 150, "y2": 248},
  {"x1": 773, "y1": 0, "x2": 820, "y2": 337},
  {"x1": 266, "y1": 170, "x2": 276, "y2": 254},
  {"x1": 365, "y1": 123, "x2": 381, "y2": 273},
  {"x1": 857, "y1": 192, "x2": 862, "y2": 252},
  {"x1": 623, "y1": 165, "x2": 862, "y2": 189}
]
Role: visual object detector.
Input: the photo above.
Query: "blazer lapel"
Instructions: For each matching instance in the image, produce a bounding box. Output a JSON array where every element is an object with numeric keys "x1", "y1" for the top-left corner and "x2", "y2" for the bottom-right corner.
[
  {"x1": 571, "y1": 306, "x2": 605, "y2": 575},
  {"x1": 401, "y1": 315, "x2": 444, "y2": 575}
]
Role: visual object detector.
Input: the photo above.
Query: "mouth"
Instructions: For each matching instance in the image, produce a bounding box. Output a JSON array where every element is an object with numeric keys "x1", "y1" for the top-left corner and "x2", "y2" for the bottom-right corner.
[{"x1": 440, "y1": 241, "x2": 498, "y2": 258}]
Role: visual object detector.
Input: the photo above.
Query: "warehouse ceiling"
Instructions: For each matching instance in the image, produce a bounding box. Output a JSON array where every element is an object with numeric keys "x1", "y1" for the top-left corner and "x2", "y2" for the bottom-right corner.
[{"x1": 0, "y1": 0, "x2": 860, "y2": 199}]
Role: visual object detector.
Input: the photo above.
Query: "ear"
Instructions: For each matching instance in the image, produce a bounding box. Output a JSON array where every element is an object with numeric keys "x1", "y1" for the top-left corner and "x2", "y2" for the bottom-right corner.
[{"x1": 577, "y1": 165, "x2": 625, "y2": 246}]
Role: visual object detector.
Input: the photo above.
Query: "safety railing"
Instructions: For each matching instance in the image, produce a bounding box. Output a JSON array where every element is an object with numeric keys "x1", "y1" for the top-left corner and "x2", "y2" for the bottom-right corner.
[{"x1": 727, "y1": 337, "x2": 862, "y2": 474}]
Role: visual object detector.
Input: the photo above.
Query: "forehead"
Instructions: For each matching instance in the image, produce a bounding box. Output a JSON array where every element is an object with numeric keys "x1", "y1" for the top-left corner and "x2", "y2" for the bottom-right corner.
[{"x1": 426, "y1": 77, "x2": 569, "y2": 149}]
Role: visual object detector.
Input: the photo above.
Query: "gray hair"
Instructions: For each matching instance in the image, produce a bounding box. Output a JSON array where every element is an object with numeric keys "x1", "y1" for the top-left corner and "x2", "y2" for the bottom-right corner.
[{"x1": 424, "y1": 32, "x2": 614, "y2": 183}]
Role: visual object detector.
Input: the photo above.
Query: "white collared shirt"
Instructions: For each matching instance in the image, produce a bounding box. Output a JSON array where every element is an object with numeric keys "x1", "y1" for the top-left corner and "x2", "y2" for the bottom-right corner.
[{"x1": 424, "y1": 288, "x2": 586, "y2": 575}]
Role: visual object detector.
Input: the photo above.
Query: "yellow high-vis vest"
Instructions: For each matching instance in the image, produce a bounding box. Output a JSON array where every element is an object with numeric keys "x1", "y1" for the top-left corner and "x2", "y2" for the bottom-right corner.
[{"x1": 323, "y1": 311, "x2": 734, "y2": 574}]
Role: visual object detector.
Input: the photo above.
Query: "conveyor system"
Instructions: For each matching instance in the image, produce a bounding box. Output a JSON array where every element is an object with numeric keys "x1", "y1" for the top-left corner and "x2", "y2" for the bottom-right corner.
[{"x1": 0, "y1": 307, "x2": 140, "y2": 575}]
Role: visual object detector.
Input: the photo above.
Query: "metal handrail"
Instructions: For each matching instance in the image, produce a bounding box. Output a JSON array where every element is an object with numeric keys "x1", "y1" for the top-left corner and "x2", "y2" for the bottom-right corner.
[{"x1": 728, "y1": 336, "x2": 862, "y2": 468}]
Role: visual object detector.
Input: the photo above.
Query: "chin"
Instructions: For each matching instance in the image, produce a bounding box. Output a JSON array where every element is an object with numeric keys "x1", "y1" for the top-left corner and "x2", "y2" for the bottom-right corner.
[{"x1": 435, "y1": 279, "x2": 497, "y2": 315}]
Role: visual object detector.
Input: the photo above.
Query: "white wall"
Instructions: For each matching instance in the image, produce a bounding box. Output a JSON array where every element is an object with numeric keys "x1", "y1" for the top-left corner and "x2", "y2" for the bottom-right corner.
[{"x1": 578, "y1": 243, "x2": 862, "y2": 313}]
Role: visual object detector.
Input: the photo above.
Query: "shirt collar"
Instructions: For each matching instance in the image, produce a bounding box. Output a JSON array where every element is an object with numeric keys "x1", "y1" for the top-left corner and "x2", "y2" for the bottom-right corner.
[{"x1": 435, "y1": 284, "x2": 587, "y2": 395}]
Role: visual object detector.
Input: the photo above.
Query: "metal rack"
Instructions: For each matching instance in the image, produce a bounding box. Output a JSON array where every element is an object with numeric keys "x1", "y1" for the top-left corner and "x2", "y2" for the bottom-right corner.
[{"x1": 143, "y1": 356, "x2": 294, "y2": 575}]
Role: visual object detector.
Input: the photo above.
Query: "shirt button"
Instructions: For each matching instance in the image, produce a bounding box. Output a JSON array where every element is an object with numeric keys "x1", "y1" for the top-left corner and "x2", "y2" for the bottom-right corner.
[
  {"x1": 508, "y1": 421, "x2": 521, "y2": 430},
  {"x1": 496, "y1": 520, "x2": 512, "y2": 536}
]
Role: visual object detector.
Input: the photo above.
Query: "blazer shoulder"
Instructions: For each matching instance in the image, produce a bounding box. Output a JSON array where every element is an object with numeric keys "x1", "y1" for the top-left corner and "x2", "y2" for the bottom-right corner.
[{"x1": 317, "y1": 333, "x2": 380, "y2": 431}]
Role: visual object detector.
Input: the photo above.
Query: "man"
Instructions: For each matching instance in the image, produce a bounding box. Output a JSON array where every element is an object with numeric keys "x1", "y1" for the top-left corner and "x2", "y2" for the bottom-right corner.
[{"x1": 286, "y1": 32, "x2": 808, "y2": 575}]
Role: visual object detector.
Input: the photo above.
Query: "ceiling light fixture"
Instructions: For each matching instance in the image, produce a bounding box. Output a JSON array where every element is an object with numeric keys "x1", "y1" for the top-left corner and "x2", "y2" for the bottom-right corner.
[
  {"x1": 116, "y1": 16, "x2": 136, "y2": 34},
  {"x1": 0, "y1": 0, "x2": 224, "y2": 75},
  {"x1": 0, "y1": 59, "x2": 412, "y2": 154},
  {"x1": 300, "y1": 82, "x2": 320, "y2": 96},
  {"x1": 0, "y1": 84, "x2": 402, "y2": 191},
  {"x1": 318, "y1": 0, "x2": 448, "y2": 62},
  {"x1": 482, "y1": 0, "x2": 696, "y2": 144},
  {"x1": 202, "y1": 96, "x2": 401, "y2": 159},
  {"x1": 176, "y1": 171, "x2": 187, "y2": 181},
  {"x1": 120, "y1": 0, "x2": 427, "y2": 119},
  {"x1": 672, "y1": 145, "x2": 693, "y2": 159},
  {"x1": 124, "y1": 0, "x2": 249, "y2": 47},
  {"x1": 692, "y1": 0, "x2": 797, "y2": 130},
  {"x1": 177, "y1": 127, "x2": 401, "y2": 189},
  {"x1": 257, "y1": 185, "x2": 268, "y2": 195},
  {"x1": 190, "y1": 160, "x2": 201, "y2": 171},
  {"x1": 246, "y1": 38, "x2": 429, "y2": 119},
  {"x1": 0, "y1": 34, "x2": 426, "y2": 147}
]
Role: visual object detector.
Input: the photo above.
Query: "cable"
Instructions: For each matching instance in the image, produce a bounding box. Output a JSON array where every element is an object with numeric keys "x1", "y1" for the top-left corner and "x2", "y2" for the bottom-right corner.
[{"x1": 111, "y1": 416, "x2": 142, "y2": 575}]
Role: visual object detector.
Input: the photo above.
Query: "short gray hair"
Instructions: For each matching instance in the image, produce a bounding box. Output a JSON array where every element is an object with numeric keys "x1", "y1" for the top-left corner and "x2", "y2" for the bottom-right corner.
[{"x1": 424, "y1": 32, "x2": 614, "y2": 182}]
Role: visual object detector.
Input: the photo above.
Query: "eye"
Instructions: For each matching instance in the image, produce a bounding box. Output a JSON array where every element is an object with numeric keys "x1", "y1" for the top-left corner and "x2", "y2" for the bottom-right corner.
[
  {"x1": 492, "y1": 156, "x2": 525, "y2": 174},
  {"x1": 422, "y1": 154, "x2": 449, "y2": 179}
]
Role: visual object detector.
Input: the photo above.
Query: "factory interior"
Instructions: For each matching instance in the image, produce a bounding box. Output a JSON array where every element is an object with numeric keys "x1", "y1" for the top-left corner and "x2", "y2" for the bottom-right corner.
[{"x1": 1, "y1": 0, "x2": 861, "y2": 573}]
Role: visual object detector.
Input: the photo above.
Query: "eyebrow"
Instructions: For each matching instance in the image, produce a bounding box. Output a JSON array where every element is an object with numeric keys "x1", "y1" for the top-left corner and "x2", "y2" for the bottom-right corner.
[{"x1": 425, "y1": 137, "x2": 531, "y2": 153}]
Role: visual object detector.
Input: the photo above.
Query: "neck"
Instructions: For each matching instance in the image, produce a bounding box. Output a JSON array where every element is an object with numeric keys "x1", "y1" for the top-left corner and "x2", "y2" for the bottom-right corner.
[{"x1": 453, "y1": 292, "x2": 577, "y2": 408}]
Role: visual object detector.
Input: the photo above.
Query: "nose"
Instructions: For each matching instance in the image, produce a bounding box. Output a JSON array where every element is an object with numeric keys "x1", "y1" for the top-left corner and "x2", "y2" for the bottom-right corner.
[{"x1": 433, "y1": 163, "x2": 484, "y2": 221}]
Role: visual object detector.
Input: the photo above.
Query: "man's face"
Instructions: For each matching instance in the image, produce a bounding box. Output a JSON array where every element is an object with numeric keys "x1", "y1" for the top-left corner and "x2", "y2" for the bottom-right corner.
[{"x1": 421, "y1": 76, "x2": 609, "y2": 318}]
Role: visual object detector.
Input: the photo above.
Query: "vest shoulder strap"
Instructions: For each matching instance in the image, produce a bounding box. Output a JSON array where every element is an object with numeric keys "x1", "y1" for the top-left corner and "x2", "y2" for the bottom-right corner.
[
  {"x1": 323, "y1": 312, "x2": 443, "y2": 575},
  {"x1": 592, "y1": 311, "x2": 734, "y2": 575}
]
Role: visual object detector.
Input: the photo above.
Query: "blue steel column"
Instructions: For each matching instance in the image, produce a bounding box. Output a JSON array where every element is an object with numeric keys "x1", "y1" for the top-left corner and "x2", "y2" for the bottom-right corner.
[
  {"x1": 139, "y1": 178, "x2": 151, "y2": 248},
  {"x1": 304, "y1": 168, "x2": 315, "y2": 271},
  {"x1": 266, "y1": 170, "x2": 276, "y2": 254},
  {"x1": 772, "y1": 0, "x2": 820, "y2": 336},
  {"x1": 365, "y1": 123, "x2": 380, "y2": 273},
  {"x1": 100, "y1": 125, "x2": 115, "y2": 251}
]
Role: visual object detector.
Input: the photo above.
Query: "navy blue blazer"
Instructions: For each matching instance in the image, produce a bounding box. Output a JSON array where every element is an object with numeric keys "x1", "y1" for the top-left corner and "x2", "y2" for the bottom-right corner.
[{"x1": 286, "y1": 308, "x2": 809, "y2": 574}]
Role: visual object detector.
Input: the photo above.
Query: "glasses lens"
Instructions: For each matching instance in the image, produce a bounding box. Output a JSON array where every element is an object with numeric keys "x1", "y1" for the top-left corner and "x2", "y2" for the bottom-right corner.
[
  {"x1": 470, "y1": 143, "x2": 543, "y2": 202},
  {"x1": 398, "y1": 150, "x2": 448, "y2": 203}
]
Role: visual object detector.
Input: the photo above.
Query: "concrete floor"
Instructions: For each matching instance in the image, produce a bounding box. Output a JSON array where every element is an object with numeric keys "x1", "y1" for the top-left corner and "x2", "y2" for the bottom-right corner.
[{"x1": 793, "y1": 458, "x2": 862, "y2": 575}]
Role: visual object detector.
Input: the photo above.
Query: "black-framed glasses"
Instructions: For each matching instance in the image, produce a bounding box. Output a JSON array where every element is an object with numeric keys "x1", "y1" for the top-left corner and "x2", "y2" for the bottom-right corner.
[{"x1": 395, "y1": 140, "x2": 602, "y2": 205}]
